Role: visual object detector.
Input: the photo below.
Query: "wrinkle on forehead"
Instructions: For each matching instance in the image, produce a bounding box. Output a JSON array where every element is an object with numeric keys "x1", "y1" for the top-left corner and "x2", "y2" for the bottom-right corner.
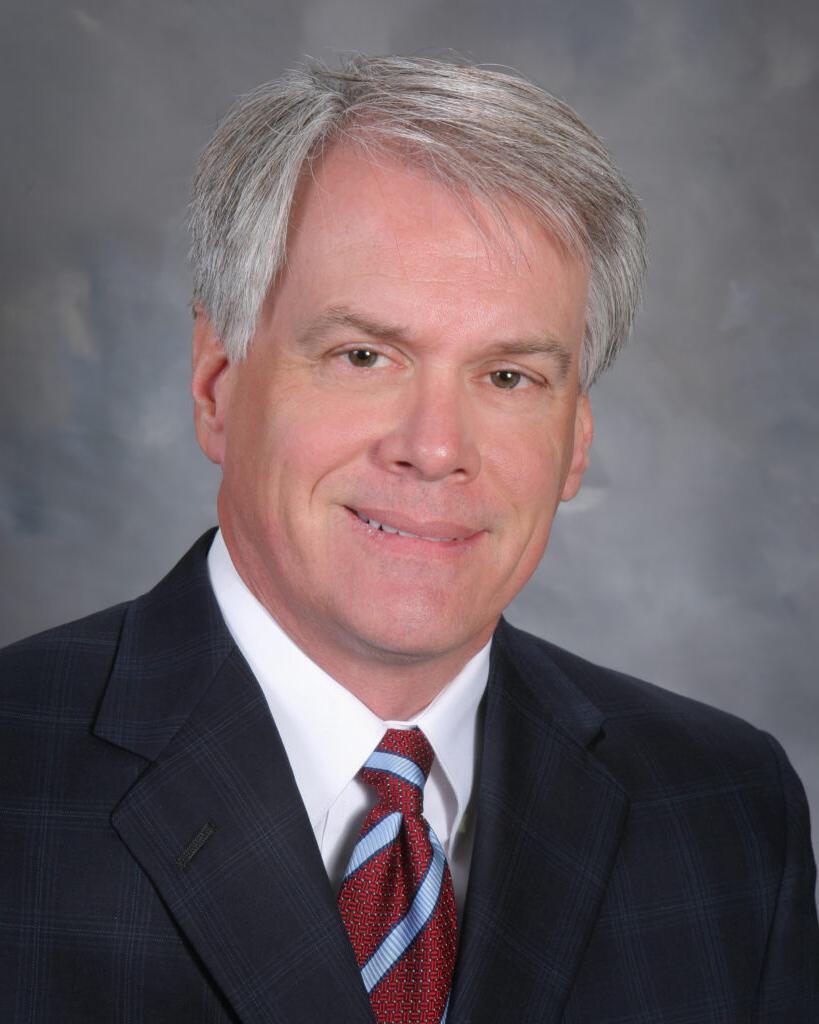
[{"x1": 287, "y1": 139, "x2": 584, "y2": 280}]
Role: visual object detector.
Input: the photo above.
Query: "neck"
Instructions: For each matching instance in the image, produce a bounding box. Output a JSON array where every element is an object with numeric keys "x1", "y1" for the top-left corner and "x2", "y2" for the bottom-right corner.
[{"x1": 265, "y1": 609, "x2": 492, "y2": 720}]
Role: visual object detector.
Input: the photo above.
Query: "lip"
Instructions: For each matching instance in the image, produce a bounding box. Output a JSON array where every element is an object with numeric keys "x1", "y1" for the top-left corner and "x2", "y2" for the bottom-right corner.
[{"x1": 345, "y1": 506, "x2": 484, "y2": 544}]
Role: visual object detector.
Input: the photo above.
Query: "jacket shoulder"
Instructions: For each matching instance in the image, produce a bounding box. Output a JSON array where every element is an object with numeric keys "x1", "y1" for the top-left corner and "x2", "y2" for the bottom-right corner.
[
  {"x1": 0, "y1": 531, "x2": 218, "y2": 712},
  {"x1": 0, "y1": 602, "x2": 130, "y2": 709},
  {"x1": 497, "y1": 619, "x2": 782, "y2": 785}
]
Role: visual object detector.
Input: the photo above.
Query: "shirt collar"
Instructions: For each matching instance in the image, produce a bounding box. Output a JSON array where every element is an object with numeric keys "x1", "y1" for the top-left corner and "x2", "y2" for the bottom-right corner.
[{"x1": 207, "y1": 529, "x2": 489, "y2": 834}]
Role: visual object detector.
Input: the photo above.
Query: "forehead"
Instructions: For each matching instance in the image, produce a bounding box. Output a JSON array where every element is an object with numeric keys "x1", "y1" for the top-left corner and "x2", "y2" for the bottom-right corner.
[{"x1": 277, "y1": 143, "x2": 589, "y2": 344}]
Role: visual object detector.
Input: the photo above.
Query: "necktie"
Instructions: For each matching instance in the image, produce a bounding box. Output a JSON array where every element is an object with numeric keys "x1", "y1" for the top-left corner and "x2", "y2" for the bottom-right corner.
[{"x1": 338, "y1": 728, "x2": 458, "y2": 1024}]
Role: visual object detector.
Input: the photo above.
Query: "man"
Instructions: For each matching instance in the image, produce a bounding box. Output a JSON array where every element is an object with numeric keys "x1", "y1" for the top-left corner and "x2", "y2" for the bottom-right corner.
[{"x1": 1, "y1": 55, "x2": 817, "y2": 1023}]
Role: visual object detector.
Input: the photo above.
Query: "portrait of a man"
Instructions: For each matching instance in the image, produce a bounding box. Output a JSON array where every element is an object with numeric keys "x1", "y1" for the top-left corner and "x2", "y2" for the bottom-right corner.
[{"x1": 1, "y1": 13, "x2": 817, "y2": 1024}]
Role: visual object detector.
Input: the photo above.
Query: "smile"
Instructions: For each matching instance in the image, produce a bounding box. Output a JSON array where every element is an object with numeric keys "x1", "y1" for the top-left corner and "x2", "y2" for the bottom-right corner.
[
  {"x1": 354, "y1": 511, "x2": 455, "y2": 542},
  {"x1": 349, "y1": 508, "x2": 479, "y2": 544}
]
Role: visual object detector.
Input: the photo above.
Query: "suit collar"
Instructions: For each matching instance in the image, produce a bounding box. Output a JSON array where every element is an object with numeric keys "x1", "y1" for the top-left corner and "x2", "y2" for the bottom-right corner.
[
  {"x1": 450, "y1": 619, "x2": 630, "y2": 1024},
  {"x1": 491, "y1": 616, "x2": 607, "y2": 746},
  {"x1": 93, "y1": 528, "x2": 232, "y2": 761},
  {"x1": 93, "y1": 531, "x2": 375, "y2": 1024}
]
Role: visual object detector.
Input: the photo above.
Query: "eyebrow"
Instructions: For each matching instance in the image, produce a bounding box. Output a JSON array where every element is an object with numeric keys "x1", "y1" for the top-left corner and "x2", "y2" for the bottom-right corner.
[
  {"x1": 480, "y1": 338, "x2": 573, "y2": 381},
  {"x1": 297, "y1": 304, "x2": 574, "y2": 382},
  {"x1": 296, "y1": 306, "x2": 411, "y2": 349}
]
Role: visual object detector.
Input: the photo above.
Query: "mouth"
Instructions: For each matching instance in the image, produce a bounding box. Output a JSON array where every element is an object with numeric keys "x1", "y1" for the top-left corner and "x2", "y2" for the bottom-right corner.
[{"x1": 346, "y1": 507, "x2": 481, "y2": 545}]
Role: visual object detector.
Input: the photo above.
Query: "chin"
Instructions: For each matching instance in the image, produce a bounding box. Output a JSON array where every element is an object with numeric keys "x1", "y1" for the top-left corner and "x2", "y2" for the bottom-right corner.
[{"x1": 340, "y1": 596, "x2": 483, "y2": 663}]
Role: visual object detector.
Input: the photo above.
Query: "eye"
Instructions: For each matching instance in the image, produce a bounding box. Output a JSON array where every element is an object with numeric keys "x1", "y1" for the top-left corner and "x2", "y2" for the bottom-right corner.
[
  {"x1": 346, "y1": 348, "x2": 381, "y2": 368},
  {"x1": 490, "y1": 369, "x2": 527, "y2": 389}
]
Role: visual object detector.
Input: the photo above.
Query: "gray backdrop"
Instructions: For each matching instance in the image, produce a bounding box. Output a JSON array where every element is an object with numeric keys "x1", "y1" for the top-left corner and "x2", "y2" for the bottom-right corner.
[{"x1": 2, "y1": 1, "x2": 818, "y2": 866}]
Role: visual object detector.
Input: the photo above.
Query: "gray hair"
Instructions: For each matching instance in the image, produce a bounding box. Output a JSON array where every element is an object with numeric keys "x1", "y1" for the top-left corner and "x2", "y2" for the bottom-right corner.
[{"x1": 190, "y1": 54, "x2": 647, "y2": 389}]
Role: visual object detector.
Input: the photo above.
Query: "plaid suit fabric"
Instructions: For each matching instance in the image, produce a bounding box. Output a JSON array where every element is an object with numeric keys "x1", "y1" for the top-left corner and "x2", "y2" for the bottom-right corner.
[
  {"x1": 451, "y1": 630, "x2": 819, "y2": 1023},
  {"x1": 1, "y1": 531, "x2": 817, "y2": 1023},
  {"x1": 0, "y1": 536, "x2": 373, "y2": 1024}
]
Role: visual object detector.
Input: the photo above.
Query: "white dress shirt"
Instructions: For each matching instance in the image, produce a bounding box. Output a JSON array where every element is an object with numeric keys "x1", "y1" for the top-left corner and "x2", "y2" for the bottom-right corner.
[{"x1": 207, "y1": 529, "x2": 489, "y2": 912}]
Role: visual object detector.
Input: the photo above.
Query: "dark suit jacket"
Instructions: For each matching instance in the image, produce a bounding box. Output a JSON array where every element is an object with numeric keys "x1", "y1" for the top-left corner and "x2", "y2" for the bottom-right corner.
[{"x1": 2, "y1": 531, "x2": 817, "y2": 1022}]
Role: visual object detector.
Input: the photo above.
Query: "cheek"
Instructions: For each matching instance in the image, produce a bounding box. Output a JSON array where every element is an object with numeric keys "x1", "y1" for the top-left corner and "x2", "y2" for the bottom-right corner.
[
  {"x1": 487, "y1": 427, "x2": 566, "y2": 516},
  {"x1": 220, "y1": 388, "x2": 288, "y2": 530},
  {"x1": 231, "y1": 397, "x2": 371, "y2": 531},
  {"x1": 270, "y1": 405, "x2": 368, "y2": 490}
]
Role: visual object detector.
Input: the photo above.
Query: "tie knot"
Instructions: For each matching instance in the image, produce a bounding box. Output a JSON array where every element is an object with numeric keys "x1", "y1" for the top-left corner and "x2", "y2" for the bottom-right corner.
[{"x1": 359, "y1": 727, "x2": 434, "y2": 817}]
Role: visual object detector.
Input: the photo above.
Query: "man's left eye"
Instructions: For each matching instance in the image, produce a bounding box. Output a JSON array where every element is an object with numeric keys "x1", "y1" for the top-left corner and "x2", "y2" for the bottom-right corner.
[
  {"x1": 346, "y1": 348, "x2": 381, "y2": 368},
  {"x1": 490, "y1": 369, "x2": 527, "y2": 389}
]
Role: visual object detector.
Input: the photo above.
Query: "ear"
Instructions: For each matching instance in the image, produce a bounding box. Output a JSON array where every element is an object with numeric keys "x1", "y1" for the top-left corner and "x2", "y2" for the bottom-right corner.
[
  {"x1": 560, "y1": 392, "x2": 594, "y2": 502},
  {"x1": 191, "y1": 309, "x2": 233, "y2": 466}
]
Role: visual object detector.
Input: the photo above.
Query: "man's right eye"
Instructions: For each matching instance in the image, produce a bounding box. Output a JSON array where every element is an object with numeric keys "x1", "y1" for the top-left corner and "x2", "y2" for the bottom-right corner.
[{"x1": 346, "y1": 348, "x2": 380, "y2": 368}]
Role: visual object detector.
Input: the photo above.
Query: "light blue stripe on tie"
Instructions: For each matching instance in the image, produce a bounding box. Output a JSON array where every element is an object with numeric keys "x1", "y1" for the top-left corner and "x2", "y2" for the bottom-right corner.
[
  {"x1": 360, "y1": 828, "x2": 447, "y2": 993},
  {"x1": 343, "y1": 811, "x2": 402, "y2": 879},
  {"x1": 364, "y1": 750, "x2": 426, "y2": 789}
]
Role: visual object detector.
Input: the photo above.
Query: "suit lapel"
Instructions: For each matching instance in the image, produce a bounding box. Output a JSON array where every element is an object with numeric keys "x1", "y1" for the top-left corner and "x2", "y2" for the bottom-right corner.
[
  {"x1": 94, "y1": 533, "x2": 374, "y2": 1024},
  {"x1": 449, "y1": 620, "x2": 630, "y2": 1024}
]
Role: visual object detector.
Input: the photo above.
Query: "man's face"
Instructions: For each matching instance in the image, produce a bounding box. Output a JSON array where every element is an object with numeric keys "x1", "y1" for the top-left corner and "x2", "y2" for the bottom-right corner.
[{"x1": 194, "y1": 145, "x2": 592, "y2": 689}]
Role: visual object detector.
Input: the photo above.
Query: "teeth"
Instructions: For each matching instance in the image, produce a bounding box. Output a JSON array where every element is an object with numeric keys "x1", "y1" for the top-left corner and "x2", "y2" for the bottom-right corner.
[
  {"x1": 355, "y1": 510, "x2": 454, "y2": 542},
  {"x1": 356, "y1": 512, "x2": 382, "y2": 530}
]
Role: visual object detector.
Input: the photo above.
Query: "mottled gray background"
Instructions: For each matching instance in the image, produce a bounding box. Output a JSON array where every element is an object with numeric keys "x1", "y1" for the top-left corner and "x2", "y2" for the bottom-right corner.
[{"x1": 2, "y1": 1, "x2": 817, "y2": 862}]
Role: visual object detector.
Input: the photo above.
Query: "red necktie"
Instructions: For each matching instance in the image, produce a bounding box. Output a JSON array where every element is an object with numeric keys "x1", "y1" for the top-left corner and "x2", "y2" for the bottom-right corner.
[{"x1": 337, "y1": 728, "x2": 458, "y2": 1023}]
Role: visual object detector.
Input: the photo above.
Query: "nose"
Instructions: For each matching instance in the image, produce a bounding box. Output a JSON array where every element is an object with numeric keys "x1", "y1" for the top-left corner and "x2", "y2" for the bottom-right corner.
[{"x1": 372, "y1": 374, "x2": 481, "y2": 483}]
